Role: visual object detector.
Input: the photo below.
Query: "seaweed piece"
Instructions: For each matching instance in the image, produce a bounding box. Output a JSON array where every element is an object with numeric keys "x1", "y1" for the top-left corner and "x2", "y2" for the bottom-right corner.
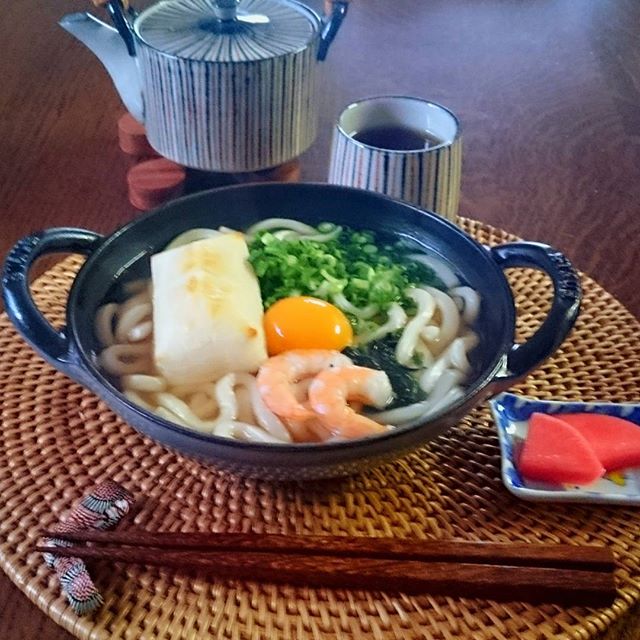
[{"x1": 344, "y1": 334, "x2": 426, "y2": 409}]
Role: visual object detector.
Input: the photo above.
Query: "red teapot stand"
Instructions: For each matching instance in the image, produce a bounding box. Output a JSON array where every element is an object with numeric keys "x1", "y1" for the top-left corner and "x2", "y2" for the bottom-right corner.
[{"x1": 118, "y1": 112, "x2": 301, "y2": 211}]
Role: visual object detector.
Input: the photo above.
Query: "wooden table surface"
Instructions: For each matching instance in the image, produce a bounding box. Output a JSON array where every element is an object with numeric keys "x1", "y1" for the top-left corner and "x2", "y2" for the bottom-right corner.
[{"x1": 2, "y1": 0, "x2": 640, "y2": 638}]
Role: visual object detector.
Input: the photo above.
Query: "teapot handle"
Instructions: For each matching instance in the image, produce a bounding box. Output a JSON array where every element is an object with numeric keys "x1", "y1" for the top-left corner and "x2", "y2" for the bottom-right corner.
[
  {"x1": 104, "y1": 0, "x2": 137, "y2": 56},
  {"x1": 318, "y1": 1, "x2": 350, "y2": 61}
]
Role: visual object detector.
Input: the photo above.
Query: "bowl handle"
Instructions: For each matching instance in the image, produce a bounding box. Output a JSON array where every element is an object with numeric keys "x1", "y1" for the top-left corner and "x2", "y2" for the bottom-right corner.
[
  {"x1": 487, "y1": 241, "x2": 581, "y2": 393},
  {"x1": 2, "y1": 228, "x2": 103, "y2": 376}
]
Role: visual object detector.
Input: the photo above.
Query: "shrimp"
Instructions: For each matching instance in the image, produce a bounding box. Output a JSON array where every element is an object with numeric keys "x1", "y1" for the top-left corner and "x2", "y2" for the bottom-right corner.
[
  {"x1": 283, "y1": 417, "x2": 331, "y2": 443},
  {"x1": 308, "y1": 366, "x2": 393, "y2": 439},
  {"x1": 256, "y1": 350, "x2": 353, "y2": 422}
]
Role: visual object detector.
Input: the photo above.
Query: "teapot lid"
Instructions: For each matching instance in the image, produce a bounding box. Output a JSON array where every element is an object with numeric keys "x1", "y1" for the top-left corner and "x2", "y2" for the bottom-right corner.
[{"x1": 135, "y1": 0, "x2": 320, "y2": 63}]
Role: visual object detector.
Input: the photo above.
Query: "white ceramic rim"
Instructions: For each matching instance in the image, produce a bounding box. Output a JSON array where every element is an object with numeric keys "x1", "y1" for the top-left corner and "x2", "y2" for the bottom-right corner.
[{"x1": 336, "y1": 95, "x2": 461, "y2": 154}]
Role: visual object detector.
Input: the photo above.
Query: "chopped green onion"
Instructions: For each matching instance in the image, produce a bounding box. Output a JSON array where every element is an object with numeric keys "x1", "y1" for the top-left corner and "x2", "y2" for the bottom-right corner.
[{"x1": 247, "y1": 221, "x2": 446, "y2": 334}]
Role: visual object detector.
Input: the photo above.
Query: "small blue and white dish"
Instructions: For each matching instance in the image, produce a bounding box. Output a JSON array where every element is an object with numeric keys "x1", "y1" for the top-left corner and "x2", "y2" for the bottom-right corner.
[{"x1": 490, "y1": 392, "x2": 640, "y2": 505}]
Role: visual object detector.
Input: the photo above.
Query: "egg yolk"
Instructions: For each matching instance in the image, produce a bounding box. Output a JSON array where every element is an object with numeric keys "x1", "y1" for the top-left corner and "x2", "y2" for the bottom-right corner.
[{"x1": 263, "y1": 296, "x2": 353, "y2": 355}]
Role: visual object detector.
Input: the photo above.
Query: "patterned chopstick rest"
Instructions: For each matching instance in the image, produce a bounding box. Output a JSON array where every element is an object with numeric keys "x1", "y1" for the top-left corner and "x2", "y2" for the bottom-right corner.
[{"x1": 42, "y1": 480, "x2": 135, "y2": 615}]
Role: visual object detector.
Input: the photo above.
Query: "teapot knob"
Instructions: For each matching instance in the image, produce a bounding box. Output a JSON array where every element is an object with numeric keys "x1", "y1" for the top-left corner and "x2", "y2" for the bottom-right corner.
[{"x1": 213, "y1": 0, "x2": 240, "y2": 21}]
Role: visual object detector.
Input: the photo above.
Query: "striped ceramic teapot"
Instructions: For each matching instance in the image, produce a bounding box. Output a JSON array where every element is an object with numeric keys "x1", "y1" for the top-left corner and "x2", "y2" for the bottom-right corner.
[{"x1": 60, "y1": 0, "x2": 349, "y2": 172}]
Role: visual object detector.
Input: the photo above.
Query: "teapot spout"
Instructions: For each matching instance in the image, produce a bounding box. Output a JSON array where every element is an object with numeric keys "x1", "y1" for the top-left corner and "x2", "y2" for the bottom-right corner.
[{"x1": 59, "y1": 13, "x2": 144, "y2": 122}]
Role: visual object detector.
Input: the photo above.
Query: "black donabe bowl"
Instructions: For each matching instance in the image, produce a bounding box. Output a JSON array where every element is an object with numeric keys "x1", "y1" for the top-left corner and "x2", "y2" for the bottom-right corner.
[{"x1": 2, "y1": 183, "x2": 581, "y2": 479}]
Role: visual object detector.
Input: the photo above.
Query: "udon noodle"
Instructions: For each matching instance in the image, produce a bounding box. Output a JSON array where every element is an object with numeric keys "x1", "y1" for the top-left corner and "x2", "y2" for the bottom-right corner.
[{"x1": 95, "y1": 219, "x2": 481, "y2": 443}]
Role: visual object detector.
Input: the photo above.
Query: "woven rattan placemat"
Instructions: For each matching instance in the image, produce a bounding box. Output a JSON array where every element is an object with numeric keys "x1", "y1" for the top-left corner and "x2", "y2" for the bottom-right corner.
[{"x1": 1, "y1": 219, "x2": 640, "y2": 640}]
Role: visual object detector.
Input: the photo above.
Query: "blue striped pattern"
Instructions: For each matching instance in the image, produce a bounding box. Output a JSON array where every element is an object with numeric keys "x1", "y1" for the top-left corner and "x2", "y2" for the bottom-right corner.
[
  {"x1": 138, "y1": 32, "x2": 318, "y2": 171},
  {"x1": 328, "y1": 129, "x2": 462, "y2": 222},
  {"x1": 136, "y1": 0, "x2": 316, "y2": 62}
]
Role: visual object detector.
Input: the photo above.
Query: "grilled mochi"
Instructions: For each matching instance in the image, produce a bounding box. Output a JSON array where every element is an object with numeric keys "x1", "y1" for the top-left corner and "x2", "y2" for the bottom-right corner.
[{"x1": 151, "y1": 232, "x2": 268, "y2": 385}]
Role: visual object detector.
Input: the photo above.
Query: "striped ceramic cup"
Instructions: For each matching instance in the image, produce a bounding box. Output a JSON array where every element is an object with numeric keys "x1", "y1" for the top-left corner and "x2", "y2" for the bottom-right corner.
[{"x1": 328, "y1": 96, "x2": 462, "y2": 222}]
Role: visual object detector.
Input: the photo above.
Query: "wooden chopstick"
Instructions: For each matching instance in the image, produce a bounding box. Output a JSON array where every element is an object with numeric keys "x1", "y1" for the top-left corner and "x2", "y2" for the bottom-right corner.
[
  {"x1": 40, "y1": 530, "x2": 615, "y2": 572},
  {"x1": 37, "y1": 543, "x2": 616, "y2": 607}
]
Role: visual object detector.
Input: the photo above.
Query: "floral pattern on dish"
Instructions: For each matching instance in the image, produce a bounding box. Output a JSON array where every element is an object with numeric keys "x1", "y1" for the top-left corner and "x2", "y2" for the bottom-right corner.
[{"x1": 489, "y1": 392, "x2": 640, "y2": 504}]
